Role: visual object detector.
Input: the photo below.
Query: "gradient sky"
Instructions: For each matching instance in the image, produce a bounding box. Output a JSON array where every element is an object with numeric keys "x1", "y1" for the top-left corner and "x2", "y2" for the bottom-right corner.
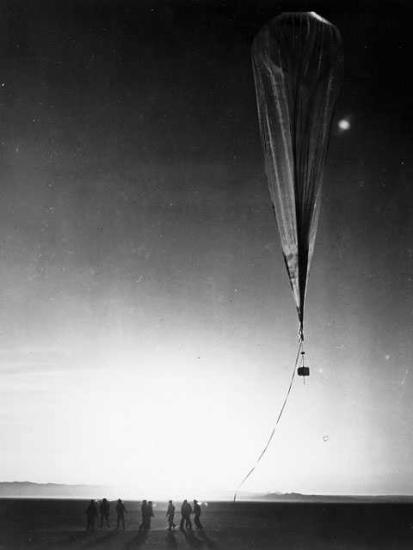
[{"x1": 0, "y1": 0, "x2": 411, "y2": 498}]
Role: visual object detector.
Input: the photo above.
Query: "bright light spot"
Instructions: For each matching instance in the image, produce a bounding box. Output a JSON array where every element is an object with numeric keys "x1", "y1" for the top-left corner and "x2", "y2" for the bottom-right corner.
[
  {"x1": 338, "y1": 119, "x2": 351, "y2": 131},
  {"x1": 385, "y1": 354, "x2": 390, "y2": 361}
]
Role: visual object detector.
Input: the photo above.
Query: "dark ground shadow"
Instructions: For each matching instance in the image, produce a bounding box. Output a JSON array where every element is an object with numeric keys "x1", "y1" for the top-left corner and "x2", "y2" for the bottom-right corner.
[
  {"x1": 182, "y1": 529, "x2": 203, "y2": 548},
  {"x1": 48, "y1": 530, "x2": 95, "y2": 547},
  {"x1": 123, "y1": 528, "x2": 149, "y2": 549},
  {"x1": 198, "y1": 530, "x2": 217, "y2": 548},
  {"x1": 84, "y1": 529, "x2": 119, "y2": 547},
  {"x1": 166, "y1": 530, "x2": 178, "y2": 548}
]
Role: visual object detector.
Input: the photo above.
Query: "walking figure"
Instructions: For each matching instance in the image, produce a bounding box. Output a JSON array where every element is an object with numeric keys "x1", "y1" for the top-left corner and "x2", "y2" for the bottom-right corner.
[
  {"x1": 86, "y1": 500, "x2": 98, "y2": 532},
  {"x1": 147, "y1": 501, "x2": 154, "y2": 529},
  {"x1": 193, "y1": 500, "x2": 203, "y2": 530},
  {"x1": 166, "y1": 500, "x2": 176, "y2": 531},
  {"x1": 99, "y1": 498, "x2": 110, "y2": 528},
  {"x1": 180, "y1": 499, "x2": 192, "y2": 531},
  {"x1": 116, "y1": 499, "x2": 127, "y2": 530},
  {"x1": 139, "y1": 500, "x2": 148, "y2": 530}
]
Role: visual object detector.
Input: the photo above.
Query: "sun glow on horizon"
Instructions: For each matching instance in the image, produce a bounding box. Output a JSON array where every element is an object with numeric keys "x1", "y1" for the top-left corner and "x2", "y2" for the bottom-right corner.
[
  {"x1": 1, "y1": 322, "x2": 411, "y2": 497},
  {"x1": 0, "y1": 339, "x2": 301, "y2": 497}
]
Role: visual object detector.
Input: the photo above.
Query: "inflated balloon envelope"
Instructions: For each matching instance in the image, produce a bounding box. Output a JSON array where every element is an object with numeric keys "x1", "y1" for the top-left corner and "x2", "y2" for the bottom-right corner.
[
  {"x1": 233, "y1": 12, "x2": 343, "y2": 501},
  {"x1": 252, "y1": 12, "x2": 343, "y2": 366}
]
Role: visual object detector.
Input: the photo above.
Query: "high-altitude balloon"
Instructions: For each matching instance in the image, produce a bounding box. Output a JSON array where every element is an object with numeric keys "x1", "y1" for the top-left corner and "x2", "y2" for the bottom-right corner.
[{"x1": 252, "y1": 12, "x2": 343, "y2": 342}]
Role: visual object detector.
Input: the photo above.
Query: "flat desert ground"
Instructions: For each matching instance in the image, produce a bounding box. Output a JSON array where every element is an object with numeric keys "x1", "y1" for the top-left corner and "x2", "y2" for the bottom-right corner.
[{"x1": 0, "y1": 499, "x2": 412, "y2": 549}]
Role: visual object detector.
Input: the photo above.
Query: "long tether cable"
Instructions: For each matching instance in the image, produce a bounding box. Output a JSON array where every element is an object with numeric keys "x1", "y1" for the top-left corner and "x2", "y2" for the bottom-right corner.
[{"x1": 233, "y1": 338, "x2": 303, "y2": 502}]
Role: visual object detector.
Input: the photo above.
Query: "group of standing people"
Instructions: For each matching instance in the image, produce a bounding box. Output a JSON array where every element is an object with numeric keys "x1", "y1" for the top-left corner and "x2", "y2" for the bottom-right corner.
[
  {"x1": 86, "y1": 498, "x2": 203, "y2": 532},
  {"x1": 174, "y1": 499, "x2": 203, "y2": 531},
  {"x1": 86, "y1": 498, "x2": 127, "y2": 531}
]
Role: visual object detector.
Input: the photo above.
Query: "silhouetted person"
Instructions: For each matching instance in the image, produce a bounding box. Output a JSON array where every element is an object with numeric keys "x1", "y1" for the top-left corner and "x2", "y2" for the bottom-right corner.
[
  {"x1": 147, "y1": 501, "x2": 154, "y2": 529},
  {"x1": 139, "y1": 500, "x2": 148, "y2": 530},
  {"x1": 166, "y1": 500, "x2": 176, "y2": 531},
  {"x1": 193, "y1": 500, "x2": 203, "y2": 530},
  {"x1": 180, "y1": 500, "x2": 192, "y2": 531},
  {"x1": 86, "y1": 500, "x2": 98, "y2": 532},
  {"x1": 116, "y1": 499, "x2": 127, "y2": 530},
  {"x1": 99, "y1": 498, "x2": 110, "y2": 528}
]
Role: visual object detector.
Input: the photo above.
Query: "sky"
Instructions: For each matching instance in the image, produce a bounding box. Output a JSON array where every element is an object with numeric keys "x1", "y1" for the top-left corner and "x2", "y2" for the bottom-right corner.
[{"x1": 0, "y1": 0, "x2": 411, "y2": 499}]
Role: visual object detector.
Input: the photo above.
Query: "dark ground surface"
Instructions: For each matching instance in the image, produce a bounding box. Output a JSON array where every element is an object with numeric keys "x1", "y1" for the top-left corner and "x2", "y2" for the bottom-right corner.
[{"x1": 0, "y1": 499, "x2": 413, "y2": 549}]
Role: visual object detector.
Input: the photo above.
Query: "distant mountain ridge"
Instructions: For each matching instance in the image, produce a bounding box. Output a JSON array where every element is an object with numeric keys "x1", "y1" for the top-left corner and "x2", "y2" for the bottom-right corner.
[
  {"x1": 0, "y1": 483, "x2": 412, "y2": 501},
  {"x1": 260, "y1": 492, "x2": 413, "y2": 503},
  {"x1": 0, "y1": 482, "x2": 107, "y2": 498}
]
